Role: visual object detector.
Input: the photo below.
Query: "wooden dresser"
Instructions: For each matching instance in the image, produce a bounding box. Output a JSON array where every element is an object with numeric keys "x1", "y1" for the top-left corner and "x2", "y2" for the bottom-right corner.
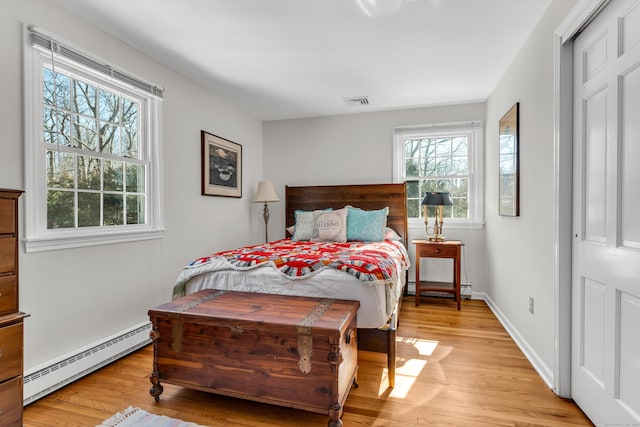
[{"x1": 0, "y1": 189, "x2": 27, "y2": 427}]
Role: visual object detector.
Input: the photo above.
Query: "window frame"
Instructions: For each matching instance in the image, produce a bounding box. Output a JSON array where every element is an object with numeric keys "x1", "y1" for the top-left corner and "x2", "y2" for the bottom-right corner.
[
  {"x1": 393, "y1": 121, "x2": 484, "y2": 230},
  {"x1": 23, "y1": 29, "x2": 164, "y2": 252}
]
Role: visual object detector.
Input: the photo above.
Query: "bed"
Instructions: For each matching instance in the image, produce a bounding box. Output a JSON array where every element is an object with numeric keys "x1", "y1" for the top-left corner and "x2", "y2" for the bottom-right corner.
[{"x1": 172, "y1": 183, "x2": 409, "y2": 387}]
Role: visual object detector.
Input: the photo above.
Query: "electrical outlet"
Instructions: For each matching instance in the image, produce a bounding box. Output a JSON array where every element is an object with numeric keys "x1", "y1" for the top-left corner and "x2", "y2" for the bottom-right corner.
[{"x1": 529, "y1": 297, "x2": 534, "y2": 314}]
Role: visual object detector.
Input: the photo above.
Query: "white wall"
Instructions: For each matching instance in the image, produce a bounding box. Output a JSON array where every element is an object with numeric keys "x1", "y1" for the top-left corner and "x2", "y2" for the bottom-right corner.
[
  {"x1": 263, "y1": 103, "x2": 488, "y2": 293},
  {"x1": 484, "y1": 0, "x2": 576, "y2": 378},
  {"x1": 1, "y1": 0, "x2": 263, "y2": 372}
]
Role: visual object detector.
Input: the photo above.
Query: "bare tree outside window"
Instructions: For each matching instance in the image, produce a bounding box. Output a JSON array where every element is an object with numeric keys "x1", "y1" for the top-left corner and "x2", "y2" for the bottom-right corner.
[
  {"x1": 403, "y1": 135, "x2": 470, "y2": 220},
  {"x1": 43, "y1": 67, "x2": 146, "y2": 229}
]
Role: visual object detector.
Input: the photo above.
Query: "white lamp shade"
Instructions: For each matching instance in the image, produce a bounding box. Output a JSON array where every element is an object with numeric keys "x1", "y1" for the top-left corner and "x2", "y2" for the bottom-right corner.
[{"x1": 252, "y1": 181, "x2": 280, "y2": 203}]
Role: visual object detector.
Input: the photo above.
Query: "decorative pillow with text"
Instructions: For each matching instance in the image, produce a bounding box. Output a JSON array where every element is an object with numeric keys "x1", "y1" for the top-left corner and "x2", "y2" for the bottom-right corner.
[{"x1": 312, "y1": 208, "x2": 348, "y2": 243}]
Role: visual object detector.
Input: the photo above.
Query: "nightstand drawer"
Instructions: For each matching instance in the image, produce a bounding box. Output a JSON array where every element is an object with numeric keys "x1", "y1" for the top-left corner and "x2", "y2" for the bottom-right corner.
[
  {"x1": 0, "y1": 322, "x2": 23, "y2": 382},
  {"x1": 416, "y1": 244, "x2": 459, "y2": 258},
  {"x1": 0, "y1": 276, "x2": 17, "y2": 316},
  {"x1": 0, "y1": 375, "x2": 23, "y2": 427},
  {"x1": 0, "y1": 238, "x2": 16, "y2": 275}
]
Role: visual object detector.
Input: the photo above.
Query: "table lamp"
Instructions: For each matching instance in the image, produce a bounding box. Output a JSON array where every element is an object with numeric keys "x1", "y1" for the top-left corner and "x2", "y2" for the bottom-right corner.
[
  {"x1": 421, "y1": 191, "x2": 453, "y2": 242},
  {"x1": 252, "y1": 181, "x2": 280, "y2": 243}
]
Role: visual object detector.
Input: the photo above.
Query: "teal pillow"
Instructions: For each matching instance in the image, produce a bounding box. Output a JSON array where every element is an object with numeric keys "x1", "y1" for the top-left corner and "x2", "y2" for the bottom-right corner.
[{"x1": 346, "y1": 206, "x2": 388, "y2": 242}]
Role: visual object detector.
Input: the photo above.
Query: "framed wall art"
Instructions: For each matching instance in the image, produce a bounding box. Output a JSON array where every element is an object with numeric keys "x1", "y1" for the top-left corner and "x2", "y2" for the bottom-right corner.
[
  {"x1": 498, "y1": 103, "x2": 519, "y2": 216},
  {"x1": 201, "y1": 130, "x2": 242, "y2": 198}
]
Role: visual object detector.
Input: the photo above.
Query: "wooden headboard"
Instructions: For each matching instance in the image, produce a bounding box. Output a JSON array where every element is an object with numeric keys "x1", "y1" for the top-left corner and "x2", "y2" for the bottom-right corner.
[{"x1": 285, "y1": 183, "x2": 408, "y2": 246}]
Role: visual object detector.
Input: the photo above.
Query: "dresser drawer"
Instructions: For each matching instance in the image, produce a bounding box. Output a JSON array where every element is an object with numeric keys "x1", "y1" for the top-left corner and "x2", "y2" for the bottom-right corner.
[
  {"x1": 0, "y1": 322, "x2": 23, "y2": 382},
  {"x1": 0, "y1": 238, "x2": 16, "y2": 275},
  {"x1": 0, "y1": 198, "x2": 16, "y2": 235},
  {"x1": 0, "y1": 276, "x2": 17, "y2": 316},
  {"x1": 0, "y1": 375, "x2": 23, "y2": 427},
  {"x1": 416, "y1": 243, "x2": 459, "y2": 258}
]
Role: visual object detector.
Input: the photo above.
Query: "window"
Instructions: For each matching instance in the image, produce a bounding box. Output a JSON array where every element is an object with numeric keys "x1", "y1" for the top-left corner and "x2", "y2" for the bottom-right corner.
[
  {"x1": 393, "y1": 122, "x2": 484, "y2": 228},
  {"x1": 24, "y1": 27, "x2": 164, "y2": 251}
]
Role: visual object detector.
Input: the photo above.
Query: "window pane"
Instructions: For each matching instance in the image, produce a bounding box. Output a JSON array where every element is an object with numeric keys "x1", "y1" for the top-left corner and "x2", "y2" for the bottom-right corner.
[
  {"x1": 73, "y1": 80, "x2": 97, "y2": 117},
  {"x1": 78, "y1": 192, "x2": 101, "y2": 227},
  {"x1": 126, "y1": 163, "x2": 145, "y2": 193},
  {"x1": 436, "y1": 179, "x2": 451, "y2": 193},
  {"x1": 104, "y1": 160, "x2": 124, "y2": 191},
  {"x1": 422, "y1": 139, "x2": 436, "y2": 158},
  {"x1": 423, "y1": 180, "x2": 437, "y2": 193},
  {"x1": 73, "y1": 115, "x2": 98, "y2": 150},
  {"x1": 43, "y1": 107, "x2": 56, "y2": 144},
  {"x1": 405, "y1": 158, "x2": 419, "y2": 177},
  {"x1": 452, "y1": 136, "x2": 468, "y2": 156},
  {"x1": 77, "y1": 156, "x2": 101, "y2": 190},
  {"x1": 43, "y1": 68, "x2": 55, "y2": 106},
  {"x1": 103, "y1": 194, "x2": 124, "y2": 226},
  {"x1": 46, "y1": 150, "x2": 75, "y2": 189},
  {"x1": 100, "y1": 124, "x2": 120, "y2": 155},
  {"x1": 99, "y1": 90, "x2": 120, "y2": 123},
  {"x1": 451, "y1": 156, "x2": 468, "y2": 175},
  {"x1": 126, "y1": 194, "x2": 145, "y2": 225},
  {"x1": 122, "y1": 128, "x2": 138, "y2": 158},
  {"x1": 122, "y1": 98, "x2": 138, "y2": 129},
  {"x1": 436, "y1": 157, "x2": 452, "y2": 175},
  {"x1": 435, "y1": 138, "x2": 451, "y2": 156},
  {"x1": 405, "y1": 139, "x2": 419, "y2": 158},
  {"x1": 47, "y1": 190, "x2": 74, "y2": 229},
  {"x1": 406, "y1": 180, "x2": 419, "y2": 198},
  {"x1": 407, "y1": 198, "x2": 420, "y2": 218},
  {"x1": 452, "y1": 197, "x2": 469, "y2": 219},
  {"x1": 450, "y1": 178, "x2": 468, "y2": 197},
  {"x1": 43, "y1": 69, "x2": 71, "y2": 109},
  {"x1": 57, "y1": 111, "x2": 71, "y2": 146}
]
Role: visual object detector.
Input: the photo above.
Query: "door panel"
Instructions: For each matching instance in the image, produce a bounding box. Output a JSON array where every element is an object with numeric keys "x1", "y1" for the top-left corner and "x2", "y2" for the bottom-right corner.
[
  {"x1": 619, "y1": 292, "x2": 640, "y2": 414},
  {"x1": 583, "y1": 89, "x2": 607, "y2": 243},
  {"x1": 573, "y1": 0, "x2": 640, "y2": 424},
  {"x1": 621, "y1": 65, "x2": 640, "y2": 247}
]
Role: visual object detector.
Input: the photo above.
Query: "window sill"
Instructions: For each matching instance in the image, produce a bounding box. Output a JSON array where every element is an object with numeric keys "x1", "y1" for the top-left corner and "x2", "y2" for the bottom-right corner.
[
  {"x1": 24, "y1": 228, "x2": 165, "y2": 252},
  {"x1": 408, "y1": 221, "x2": 484, "y2": 231}
]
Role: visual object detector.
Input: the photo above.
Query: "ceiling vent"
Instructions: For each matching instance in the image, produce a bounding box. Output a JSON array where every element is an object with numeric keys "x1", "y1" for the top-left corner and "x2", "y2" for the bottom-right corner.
[{"x1": 344, "y1": 96, "x2": 370, "y2": 107}]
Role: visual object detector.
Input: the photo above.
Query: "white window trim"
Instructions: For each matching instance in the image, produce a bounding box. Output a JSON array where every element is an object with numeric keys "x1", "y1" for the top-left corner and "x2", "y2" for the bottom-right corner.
[
  {"x1": 23, "y1": 26, "x2": 165, "y2": 252},
  {"x1": 392, "y1": 121, "x2": 484, "y2": 230}
]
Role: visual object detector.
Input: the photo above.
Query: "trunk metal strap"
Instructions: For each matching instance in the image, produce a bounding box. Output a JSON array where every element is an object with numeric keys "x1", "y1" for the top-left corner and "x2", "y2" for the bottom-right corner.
[
  {"x1": 296, "y1": 298, "x2": 334, "y2": 373},
  {"x1": 174, "y1": 290, "x2": 226, "y2": 312}
]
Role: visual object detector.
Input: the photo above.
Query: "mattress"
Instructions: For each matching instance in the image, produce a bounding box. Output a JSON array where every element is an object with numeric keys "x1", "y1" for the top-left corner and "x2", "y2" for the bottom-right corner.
[{"x1": 173, "y1": 239, "x2": 410, "y2": 329}]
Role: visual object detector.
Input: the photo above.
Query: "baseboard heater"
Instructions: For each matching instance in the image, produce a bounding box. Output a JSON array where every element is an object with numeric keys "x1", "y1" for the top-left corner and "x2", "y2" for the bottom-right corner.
[{"x1": 23, "y1": 321, "x2": 152, "y2": 405}]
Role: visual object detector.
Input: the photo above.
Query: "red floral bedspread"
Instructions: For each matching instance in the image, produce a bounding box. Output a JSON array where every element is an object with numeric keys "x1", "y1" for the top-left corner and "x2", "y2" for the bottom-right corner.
[{"x1": 173, "y1": 238, "x2": 409, "y2": 298}]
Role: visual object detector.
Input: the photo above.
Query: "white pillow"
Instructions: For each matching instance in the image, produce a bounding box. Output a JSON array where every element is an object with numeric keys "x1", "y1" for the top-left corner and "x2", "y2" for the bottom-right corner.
[
  {"x1": 312, "y1": 207, "x2": 348, "y2": 243},
  {"x1": 292, "y1": 209, "x2": 332, "y2": 241},
  {"x1": 384, "y1": 227, "x2": 403, "y2": 241}
]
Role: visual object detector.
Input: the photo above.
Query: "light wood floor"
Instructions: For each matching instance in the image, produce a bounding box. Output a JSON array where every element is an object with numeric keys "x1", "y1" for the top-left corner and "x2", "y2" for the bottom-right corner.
[{"x1": 23, "y1": 297, "x2": 593, "y2": 426}]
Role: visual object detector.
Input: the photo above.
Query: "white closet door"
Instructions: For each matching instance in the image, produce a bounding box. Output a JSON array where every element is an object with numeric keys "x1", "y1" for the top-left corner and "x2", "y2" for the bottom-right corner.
[{"x1": 572, "y1": 0, "x2": 640, "y2": 424}]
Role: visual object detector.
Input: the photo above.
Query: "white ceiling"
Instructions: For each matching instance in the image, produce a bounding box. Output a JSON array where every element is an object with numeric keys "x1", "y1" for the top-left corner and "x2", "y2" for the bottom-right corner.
[{"x1": 51, "y1": 0, "x2": 552, "y2": 121}]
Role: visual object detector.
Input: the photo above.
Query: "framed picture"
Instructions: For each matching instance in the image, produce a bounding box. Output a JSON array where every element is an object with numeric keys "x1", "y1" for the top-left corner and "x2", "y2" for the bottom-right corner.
[
  {"x1": 498, "y1": 103, "x2": 519, "y2": 216},
  {"x1": 201, "y1": 130, "x2": 242, "y2": 198}
]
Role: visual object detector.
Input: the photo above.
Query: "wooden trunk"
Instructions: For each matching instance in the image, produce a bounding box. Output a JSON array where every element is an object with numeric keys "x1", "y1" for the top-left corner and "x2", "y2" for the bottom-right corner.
[{"x1": 148, "y1": 290, "x2": 359, "y2": 427}]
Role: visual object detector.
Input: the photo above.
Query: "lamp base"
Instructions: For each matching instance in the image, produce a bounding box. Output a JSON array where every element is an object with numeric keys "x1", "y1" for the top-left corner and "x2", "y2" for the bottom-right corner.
[{"x1": 428, "y1": 235, "x2": 446, "y2": 242}]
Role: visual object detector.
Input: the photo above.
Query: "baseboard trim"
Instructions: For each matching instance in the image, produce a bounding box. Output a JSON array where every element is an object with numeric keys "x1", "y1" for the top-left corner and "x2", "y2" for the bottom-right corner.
[
  {"x1": 482, "y1": 294, "x2": 554, "y2": 389},
  {"x1": 23, "y1": 321, "x2": 152, "y2": 405}
]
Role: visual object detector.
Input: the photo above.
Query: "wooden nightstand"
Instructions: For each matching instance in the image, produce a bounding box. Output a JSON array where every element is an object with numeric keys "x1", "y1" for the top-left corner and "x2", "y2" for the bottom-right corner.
[{"x1": 413, "y1": 239, "x2": 464, "y2": 309}]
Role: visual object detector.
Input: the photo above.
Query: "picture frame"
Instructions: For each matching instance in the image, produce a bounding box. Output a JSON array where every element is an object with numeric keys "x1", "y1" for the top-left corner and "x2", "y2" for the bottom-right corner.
[
  {"x1": 201, "y1": 130, "x2": 242, "y2": 198},
  {"x1": 498, "y1": 103, "x2": 520, "y2": 216}
]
